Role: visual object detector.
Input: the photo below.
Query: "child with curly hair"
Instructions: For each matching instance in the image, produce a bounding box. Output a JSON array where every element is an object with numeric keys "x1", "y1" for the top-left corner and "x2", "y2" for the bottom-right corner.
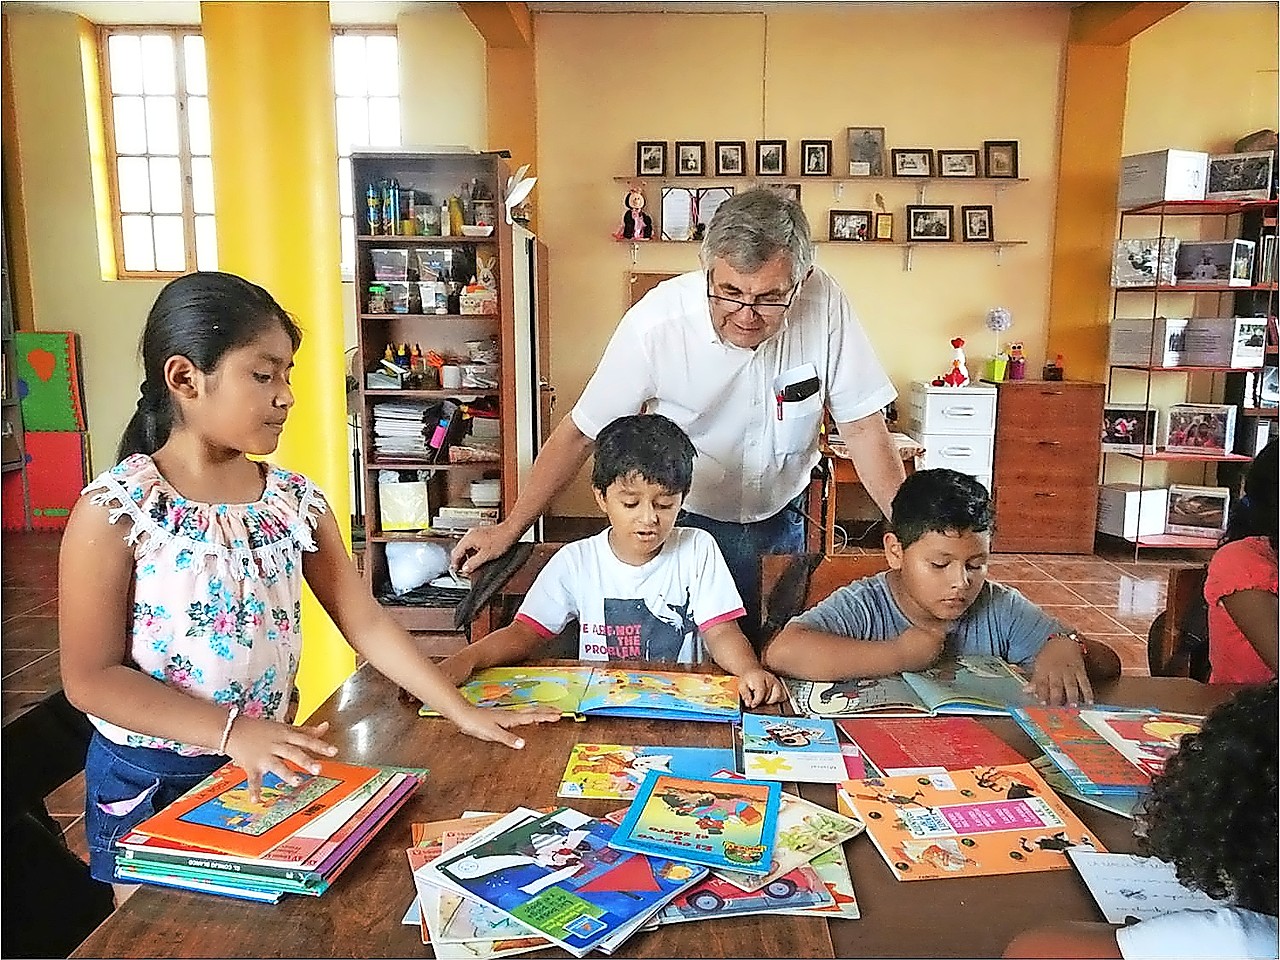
[{"x1": 1005, "y1": 682, "x2": 1278, "y2": 958}]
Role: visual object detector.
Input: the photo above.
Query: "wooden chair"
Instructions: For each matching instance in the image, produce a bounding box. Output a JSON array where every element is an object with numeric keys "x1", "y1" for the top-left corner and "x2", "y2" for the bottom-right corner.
[
  {"x1": 1147, "y1": 564, "x2": 1211, "y2": 681},
  {"x1": 760, "y1": 553, "x2": 891, "y2": 641}
]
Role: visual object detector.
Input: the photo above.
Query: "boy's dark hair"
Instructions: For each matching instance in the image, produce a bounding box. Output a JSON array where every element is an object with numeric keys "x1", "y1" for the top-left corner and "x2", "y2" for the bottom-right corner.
[
  {"x1": 118, "y1": 272, "x2": 302, "y2": 460},
  {"x1": 1221, "y1": 438, "x2": 1277, "y2": 552},
  {"x1": 1141, "y1": 682, "x2": 1278, "y2": 916},
  {"x1": 592, "y1": 414, "x2": 695, "y2": 496},
  {"x1": 889, "y1": 468, "x2": 992, "y2": 549}
]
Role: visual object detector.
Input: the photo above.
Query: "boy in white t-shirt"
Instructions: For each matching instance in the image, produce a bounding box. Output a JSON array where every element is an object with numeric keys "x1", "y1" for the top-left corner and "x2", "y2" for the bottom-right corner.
[{"x1": 438, "y1": 415, "x2": 786, "y2": 707}]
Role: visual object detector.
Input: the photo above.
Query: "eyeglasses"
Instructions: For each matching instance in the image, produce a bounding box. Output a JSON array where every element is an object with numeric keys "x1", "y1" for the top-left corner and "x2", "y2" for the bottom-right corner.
[{"x1": 706, "y1": 273, "x2": 798, "y2": 320}]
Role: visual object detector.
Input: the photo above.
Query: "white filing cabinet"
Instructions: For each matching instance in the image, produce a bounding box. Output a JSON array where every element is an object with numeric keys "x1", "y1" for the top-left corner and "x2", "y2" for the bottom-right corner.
[{"x1": 904, "y1": 381, "x2": 998, "y2": 492}]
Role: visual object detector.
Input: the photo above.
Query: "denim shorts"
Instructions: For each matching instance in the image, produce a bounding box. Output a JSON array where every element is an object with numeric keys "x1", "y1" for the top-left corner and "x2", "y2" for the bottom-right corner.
[{"x1": 83, "y1": 732, "x2": 226, "y2": 884}]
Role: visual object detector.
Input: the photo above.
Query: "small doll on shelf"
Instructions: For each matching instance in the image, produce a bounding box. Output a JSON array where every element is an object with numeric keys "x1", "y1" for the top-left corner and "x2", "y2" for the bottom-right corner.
[
  {"x1": 614, "y1": 186, "x2": 653, "y2": 241},
  {"x1": 1007, "y1": 341, "x2": 1026, "y2": 381}
]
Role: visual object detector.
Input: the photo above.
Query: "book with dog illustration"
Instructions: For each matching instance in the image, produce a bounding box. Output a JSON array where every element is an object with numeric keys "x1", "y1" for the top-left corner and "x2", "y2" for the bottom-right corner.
[
  {"x1": 787, "y1": 655, "x2": 1032, "y2": 718},
  {"x1": 838, "y1": 762, "x2": 1104, "y2": 881},
  {"x1": 737, "y1": 714, "x2": 845, "y2": 783},
  {"x1": 557, "y1": 744, "x2": 736, "y2": 801}
]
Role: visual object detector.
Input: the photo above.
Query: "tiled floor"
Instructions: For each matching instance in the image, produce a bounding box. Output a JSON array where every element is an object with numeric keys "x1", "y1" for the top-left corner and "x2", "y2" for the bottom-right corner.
[{"x1": 2, "y1": 527, "x2": 1189, "y2": 872}]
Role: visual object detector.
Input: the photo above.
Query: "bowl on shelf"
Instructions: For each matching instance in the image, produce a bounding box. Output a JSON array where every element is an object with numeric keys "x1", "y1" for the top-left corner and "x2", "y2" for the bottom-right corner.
[
  {"x1": 469, "y1": 479, "x2": 501, "y2": 506},
  {"x1": 460, "y1": 225, "x2": 494, "y2": 237}
]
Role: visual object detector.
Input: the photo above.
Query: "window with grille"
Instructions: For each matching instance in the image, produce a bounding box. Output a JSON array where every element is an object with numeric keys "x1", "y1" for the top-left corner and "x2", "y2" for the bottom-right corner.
[{"x1": 101, "y1": 28, "x2": 215, "y2": 277}]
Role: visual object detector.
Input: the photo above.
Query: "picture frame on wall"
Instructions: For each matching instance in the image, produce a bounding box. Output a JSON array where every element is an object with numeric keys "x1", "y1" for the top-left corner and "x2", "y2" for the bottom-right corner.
[
  {"x1": 675, "y1": 141, "x2": 706, "y2": 176},
  {"x1": 983, "y1": 140, "x2": 1020, "y2": 178},
  {"x1": 1101, "y1": 404, "x2": 1158, "y2": 454},
  {"x1": 846, "y1": 126, "x2": 886, "y2": 177},
  {"x1": 714, "y1": 141, "x2": 747, "y2": 177},
  {"x1": 1165, "y1": 484, "x2": 1230, "y2": 539},
  {"x1": 829, "y1": 209, "x2": 873, "y2": 241},
  {"x1": 906, "y1": 204, "x2": 953, "y2": 241},
  {"x1": 891, "y1": 149, "x2": 934, "y2": 178},
  {"x1": 801, "y1": 140, "x2": 833, "y2": 176},
  {"x1": 1205, "y1": 151, "x2": 1274, "y2": 201},
  {"x1": 636, "y1": 141, "x2": 667, "y2": 177},
  {"x1": 1165, "y1": 403, "x2": 1237, "y2": 456},
  {"x1": 874, "y1": 212, "x2": 894, "y2": 241},
  {"x1": 756, "y1": 140, "x2": 787, "y2": 176},
  {"x1": 937, "y1": 150, "x2": 980, "y2": 178},
  {"x1": 961, "y1": 204, "x2": 993, "y2": 242}
]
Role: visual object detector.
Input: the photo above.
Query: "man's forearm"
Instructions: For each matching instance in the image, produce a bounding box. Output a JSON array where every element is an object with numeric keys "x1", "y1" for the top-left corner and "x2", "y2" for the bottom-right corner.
[{"x1": 837, "y1": 413, "x2": 907, "y2": 519}]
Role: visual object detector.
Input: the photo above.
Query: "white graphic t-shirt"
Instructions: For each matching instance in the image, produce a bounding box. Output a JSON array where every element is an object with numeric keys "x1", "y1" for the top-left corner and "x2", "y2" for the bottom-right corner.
[{"x1": 514, "y1": 527, "x2": 746, "y2": 663}]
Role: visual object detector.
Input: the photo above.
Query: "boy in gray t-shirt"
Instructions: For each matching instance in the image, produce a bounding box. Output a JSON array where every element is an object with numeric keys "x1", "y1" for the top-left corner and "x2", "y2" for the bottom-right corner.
[{"x1": 763, "y1": 469, "x2": 1120, "y2": 705}]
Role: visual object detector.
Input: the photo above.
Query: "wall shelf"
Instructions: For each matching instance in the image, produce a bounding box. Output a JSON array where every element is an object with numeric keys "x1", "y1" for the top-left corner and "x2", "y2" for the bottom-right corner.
[
  {"x1": 356, "y1": 235, "x2": 492, "y2": 245},
  {"x1": 1121, "y1": 199, "x2": 1277, "y2": 217}
]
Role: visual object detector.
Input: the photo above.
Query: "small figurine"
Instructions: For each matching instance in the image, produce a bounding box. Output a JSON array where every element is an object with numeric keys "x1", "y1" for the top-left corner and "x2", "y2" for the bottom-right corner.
[
  {"x1": 1042, "y1": 353, "x2": 1065, "y2": 381},
  {"x1": 476, "y1": 254, "x2": 497, "y2": 291},
  {"x1": 1008, "y1": 341, "x2": 1026, "y2": 381},
  {"x1": 941, "y1": 337, "x2": 970, "y2": 387},
  {"x1": 614, "y1": 187, "x2": 653, "y2": 241}
]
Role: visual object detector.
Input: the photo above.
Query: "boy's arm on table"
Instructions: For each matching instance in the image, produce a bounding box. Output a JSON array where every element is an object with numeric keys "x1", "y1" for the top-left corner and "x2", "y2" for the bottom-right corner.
[
  {"x1": 1003, "y1": 922, "x2": 1122, "y2": 959},
  {"x1": 702, "y1": 621, "x2": 785, "y2": 707},
  {"x1": 437, "y1": 619, "x2": 549, "y2": 686},
  {"x1": 303, "y1": 509, "x2": 560, "y2": 748},
  {"x1": 762, "y1": 619, "x2": 947, "y2": 681}
]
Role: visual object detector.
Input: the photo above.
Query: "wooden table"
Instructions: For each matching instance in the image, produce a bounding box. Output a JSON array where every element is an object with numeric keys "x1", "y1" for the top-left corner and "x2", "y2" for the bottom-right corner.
[{"x1": 73, "y1": 670, "x2": 1237, "y2": 959}]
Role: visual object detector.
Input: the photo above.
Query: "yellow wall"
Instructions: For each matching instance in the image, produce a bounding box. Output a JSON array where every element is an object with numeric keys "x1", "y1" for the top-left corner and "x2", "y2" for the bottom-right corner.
[{"x1": 535, "y1": 6, "x2": 1071, "y2": 515}]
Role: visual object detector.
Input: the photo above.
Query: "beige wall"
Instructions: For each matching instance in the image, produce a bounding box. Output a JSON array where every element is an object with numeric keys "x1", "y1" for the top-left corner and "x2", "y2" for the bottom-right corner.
[{"x1": 535, "y1": 6, "x2": 1071, "y2": 515}]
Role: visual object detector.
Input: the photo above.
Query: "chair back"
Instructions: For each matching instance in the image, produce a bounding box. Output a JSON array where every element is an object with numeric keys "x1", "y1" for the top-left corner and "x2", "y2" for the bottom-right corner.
[
  {"x1": 761, "y1": 553, "x2": 892, "y2": 640},
  {"x1": 1147, "y1": 565, "x2": 1211, "y2": 681}
]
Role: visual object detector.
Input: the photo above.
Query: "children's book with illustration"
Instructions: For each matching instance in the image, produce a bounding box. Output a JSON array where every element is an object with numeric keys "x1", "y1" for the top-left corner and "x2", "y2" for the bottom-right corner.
[
  {"x1": 1067, "y1": 850, "x2": 1220, "y2": 924},
  {"x1": 1078, "y1": 708, "x2": 1203, "y2": 780},
  {"x1": 770, "y1": 844, "x2": 860, "y2": 920},
  {"x1": 421, "y1": 666, "x2": 741, "y2": 723},
  {"x1": 736, "y1": 714, "x2": 845, "y2": 783},
  {"x1": 656, "y1": 863, "x2": 834, "y2": 924},
  {"x1": 787, "y1": 655, "x2": 1032, "y2": 718},
  {"x1": 608, "y1": 771, "x2": 781, "y2": 875},
  {"x1": 1030, "y1": 757, "x2": 1143, "y2": 820},
  {"x1": 838, "y1": 762, "x2": 1105, "y2": 882},
  {"x1": 422, "y1": 807, "x2": 706, "y2": 958},
  {"x1": 557, "y1": 743, "x2": 736, "y2": 801},
  {"x1": 836, "y1": 716, "x2": 1026, "y2": 776}
]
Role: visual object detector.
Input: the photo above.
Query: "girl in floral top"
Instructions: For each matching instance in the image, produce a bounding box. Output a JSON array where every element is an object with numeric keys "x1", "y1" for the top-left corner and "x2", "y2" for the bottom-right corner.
[{"x1": 60, "y1": 272, "x2": 558, "y2": 892}]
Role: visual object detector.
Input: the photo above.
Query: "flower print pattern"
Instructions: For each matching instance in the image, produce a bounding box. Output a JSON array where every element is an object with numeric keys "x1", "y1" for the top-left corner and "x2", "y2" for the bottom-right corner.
[{"x1": 214, "y1": 666, "x2": 283, "y2": 720}]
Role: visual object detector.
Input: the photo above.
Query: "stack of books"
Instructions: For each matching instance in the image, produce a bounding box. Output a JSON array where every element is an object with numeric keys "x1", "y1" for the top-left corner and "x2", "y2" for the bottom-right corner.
[{"x1": 115, "y1": 759, "x2": 426, "y2": 902}]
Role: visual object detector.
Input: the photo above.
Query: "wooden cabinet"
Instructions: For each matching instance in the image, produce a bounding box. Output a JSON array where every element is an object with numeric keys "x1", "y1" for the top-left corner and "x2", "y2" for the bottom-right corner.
[{"x1": 989, "y1": 379, "x2": 1104, "y2": 554}]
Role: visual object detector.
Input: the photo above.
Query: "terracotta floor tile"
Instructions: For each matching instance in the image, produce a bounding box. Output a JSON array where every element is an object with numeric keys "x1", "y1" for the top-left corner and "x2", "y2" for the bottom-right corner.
[
  {"x1": 1062, "y1": 582, "x2": 1123, "y2": 606},
  {"x1": 1109, "y1": 613, "x2": 1162, "y2": 636},
  {"x1": 1029, "y1": 559, "x2": 1124, "y2": 583},
  {"x1": 1, "y1": 586, "x2": 58, "y2": 620},
  {"x1": 62, "y1": 815, "x2": 89, "y2": 864},
  {"x1": 47, "y1": 771, "x2": 86, "y2": 816},
  {"x1": 1115, "y1": 577, "x2": 1168, "y2": 618},
  {"x1": 1011, "y1": 580, "x2": 1089, "y2": 606},
  {"x1": 1, "y1": 614, "x2": 60, "y2": 651},
  {"x1": 3, "y1": 647, "x2": 54, "y2": 679},
  {"x1": 987, "y1": 560, "x2": 1053, "y2": 582},
  {"x1": 1040, "y1": 605, "x2": 1128, "y2": 635},
  {"x1": 2, "y1": 689, "x2": 48, "y2": 725},
  {"x1": 5, "y1": 649, "x2": 61, "y2": 692}
]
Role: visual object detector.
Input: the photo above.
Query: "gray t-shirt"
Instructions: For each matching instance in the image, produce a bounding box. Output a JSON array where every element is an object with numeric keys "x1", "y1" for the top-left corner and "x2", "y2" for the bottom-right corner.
[{"x1": 790, "y1": 572, "x2": 1066, "y2": 670}]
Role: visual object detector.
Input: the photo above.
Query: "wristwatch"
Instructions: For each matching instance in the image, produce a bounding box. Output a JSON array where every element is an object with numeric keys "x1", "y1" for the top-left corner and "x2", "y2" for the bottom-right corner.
[{"x1": 1052, "y1": 630, "x2": 1087, "y2": 650}]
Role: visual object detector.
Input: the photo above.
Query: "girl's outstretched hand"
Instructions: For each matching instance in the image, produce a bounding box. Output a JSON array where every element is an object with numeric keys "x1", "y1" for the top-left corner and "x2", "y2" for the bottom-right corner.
[
  {"x1": 453, "y1": 705, "x2": 562, "y2": 749},
  {"x1": 225, "y1": 717, "x2": 338, "y2": 801}
]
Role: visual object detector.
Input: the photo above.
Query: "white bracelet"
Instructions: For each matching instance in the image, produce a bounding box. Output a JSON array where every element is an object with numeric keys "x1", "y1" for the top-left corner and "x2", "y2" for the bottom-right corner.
[{"x1": 218, "y1": 704, "x2": 240, "y2": 755}]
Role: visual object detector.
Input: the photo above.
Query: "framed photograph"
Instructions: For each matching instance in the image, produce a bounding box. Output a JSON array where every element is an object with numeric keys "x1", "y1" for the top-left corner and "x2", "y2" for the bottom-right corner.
[
  {"x1": 1165, "y1": 484, "x2": 1231, "y2": 539},
  {"x1": 660, "y1": 186, "x2": 734, "y2": 241},
  {"x1": 892, "y1": 149, "x2": 934, "y2": 178},
  {"x1": 675, "y1": 141, "x2": 706, "y2": 177},
  {"x1": 1206, "y1": 150, "x2": 1275, "y2": 201},
  {"x1": 1165, "y1": 403, "x2": 1237, "y2": 456},
  {"x1": 801, "y1": 140, "x2": 833, "y2": 176},
  {"x1": 829, "y1": 209, "x2": 873, "y2": 242},
  {"x1": 714, "y1": 140, "x2": 747, "y2": 177},
  {"x1": 874, "y1": 212, "x2": 894, "y2": 241},
  {"x1": 961, "y1": 204, "x2": 993, "y2": 242},
  {"x1": 1112, "y1": 237, "x2": 1180, "y2": 287},
  {"x1": 937, "y1": 150, "x2": 980, "y2": 178},
  {"x1": 1174, "y1": 239, "x2": 1256, "y2": 287},
  {"x1": 906, "y1": 204, "x2": 953, "y2": 242},
  {"x1": 636, "y1": 141, "x2": 667, "y2": 178},
  {"x1": 846, "y1": 126, "x2": 886, "y2": 177},
  {"x1": 983, "y1": 140, "x2": 1020, "y2": 178},
  {"x1": 1101, "y1": 404, "x2": 1158, "y2": 454},
  {"x1": 762, "y1": 182, "x2": 801, "y2": 204},
  {"x1": 756, "y1": 140, "x2": 787, "y2": 176}
]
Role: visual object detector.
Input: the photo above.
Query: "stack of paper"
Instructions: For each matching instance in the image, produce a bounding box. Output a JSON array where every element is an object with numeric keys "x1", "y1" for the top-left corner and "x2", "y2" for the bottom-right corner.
[
  {"x1": 372, "y1": 402, "x2": 435, "y2": 459},
  {"x1": 115, "y1": 759, "x2": 425, "y2": 902}
]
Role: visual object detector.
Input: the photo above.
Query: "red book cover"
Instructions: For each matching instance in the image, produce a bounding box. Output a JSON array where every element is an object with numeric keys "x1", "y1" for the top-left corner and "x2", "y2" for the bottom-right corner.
[{"x1": 836, "y1": 717, "x2": 1025, "y2": 774}]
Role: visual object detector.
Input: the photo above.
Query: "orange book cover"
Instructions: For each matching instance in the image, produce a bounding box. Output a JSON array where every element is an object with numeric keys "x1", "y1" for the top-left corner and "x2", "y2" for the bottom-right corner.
[
  {"x1": 838, "y1": 762, "x2": 1106, "y2": 881},
  {"x1": 132, "y1": 759, "x2": 382, "y2": 859}
]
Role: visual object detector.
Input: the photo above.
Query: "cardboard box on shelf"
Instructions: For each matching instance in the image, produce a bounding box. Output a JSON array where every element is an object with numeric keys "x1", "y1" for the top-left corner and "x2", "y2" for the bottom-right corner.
[
  {"x1": 1183, "y1": 318, "x2": 1268, "y2": 369},
  {"x1": 1118, "y1": 149, "x2": 1208, "y2": 208},
  {"x1": 1097, "y1": 484, "x2": 1169, "y2": 541},
  {"x1": 1108, "y1": 317, "x2": 1188, "y2": 367}
]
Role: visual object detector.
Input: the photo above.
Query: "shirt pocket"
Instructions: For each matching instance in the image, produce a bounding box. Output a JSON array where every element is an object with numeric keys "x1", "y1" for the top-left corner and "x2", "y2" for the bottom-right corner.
[{"x1": 772, "y1": 364, "x2": 823, "y2": 455}]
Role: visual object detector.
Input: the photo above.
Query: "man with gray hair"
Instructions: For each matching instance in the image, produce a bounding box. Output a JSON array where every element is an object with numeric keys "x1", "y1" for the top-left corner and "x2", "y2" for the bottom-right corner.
[{"x1": 454, "y1": 187, "x2": 904, "y2": 641}]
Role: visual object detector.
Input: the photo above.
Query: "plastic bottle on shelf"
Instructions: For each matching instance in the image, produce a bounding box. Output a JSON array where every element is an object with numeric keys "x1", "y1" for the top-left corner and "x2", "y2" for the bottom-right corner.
[
  {"x1": 448, "y1": 194, "x2": 465, "y2": 236},
  {"x1": 439, "y1": 201, "x2": 452, "y2": 238},
  {"x1": 365, "y1": 183, "x2": 381, "y2": 235},
  {"x1": 383, "y1": 179, "x2": 401, "y2": 236}
]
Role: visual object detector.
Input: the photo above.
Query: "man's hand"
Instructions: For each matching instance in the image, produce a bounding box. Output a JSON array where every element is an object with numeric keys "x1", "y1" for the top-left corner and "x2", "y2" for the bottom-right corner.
[
  {"x1": 1028, "y1": 635, "x2": 1094, "y2": 706},
  {"x1": 451, "y1": 522, "x2": 520, "y2": 577},
  {"x1": 738, "y1": 668, "x2": 787, "y2": 708},
  {"x1": 893, "y1": 625, "x2": 948, "y2": 673}
]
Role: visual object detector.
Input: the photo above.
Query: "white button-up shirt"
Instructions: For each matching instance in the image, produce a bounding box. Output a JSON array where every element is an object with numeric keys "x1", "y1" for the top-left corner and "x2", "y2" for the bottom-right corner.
[{"x1": 571, "y1": 266, "x2": 895, "y2": 523}]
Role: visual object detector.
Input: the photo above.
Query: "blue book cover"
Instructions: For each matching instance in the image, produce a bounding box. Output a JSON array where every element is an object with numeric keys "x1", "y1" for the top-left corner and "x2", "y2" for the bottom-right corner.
[
  {"x1": 738, "y1": 714, "x2": 844, "y2": 783},
  {"x1": 557, "y1": 744, "x2": 737, "y2": 800},
  {"x1": 608, "y1": 771, "x2": 781, "y2": 875},
  {"x1": 577, "y1": 668, "x2": 741, "y2": 723}
]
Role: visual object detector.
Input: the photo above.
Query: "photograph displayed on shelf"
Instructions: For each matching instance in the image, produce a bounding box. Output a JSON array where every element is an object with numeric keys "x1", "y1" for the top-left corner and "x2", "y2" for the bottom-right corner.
[
  {"x1": 675, "y1": 141, "x2": 706, "y2": 176},
  {"x1": 829, "y1": 209, "x2": 873, "y2": 242},
  {"x1": 1101, "y1": 405, "x2": 1158, "y2": 454},
  {"x1": 660, "y1": 186, "x2": 734, "y2": 242},
  {"x1": 983, "y1": 140, "x2": 1020, "y2": 178},
  {"x1": 762, "y1": 182, "x2": 801, "y2": 204},
  {"x1": 1205, "y1": 151, "x2": 1275, "y2": 201},
  {"x1": 637, "y1": 141, "x2": 667, "y2": 177},
  {"x1": 1164, "y1": 403, "x2": 1237, "y2": 456},
  {"x1": 714, "y1": 141, "x2": 747, "y2": 177},
  {"x1": 1182, "y1": 317, "x2": 1268, "y2": 368},
  {"x1": 875, "y1": 212, "x2": 894, "y2": 241},
  {"x1": 961, "y1": 205, "x2": 993, "y2": 242},
  {"x1": 891, "y1": 149, "x2": 934, "y2": 178},
  {"x1": 1173, "y1": 239, "x2": 1256, "y2": 287},
  {"x1": 1111, "y1": 237, "x2": 1179, "y2": 287},
  {"x1": 937, "y1": 150, "x2": 980, "y2": 178},
  {"x1": 756, "y1": 140, "x2": 787, "y2": 176},
  {"x1": 906, "y1": 205, "x2": 953, "y2": 241},
  {"x1": 1259, "y1": 235, "x2": 1277, "y2": 284},
  {"x1": 801, "y1": 140, "x2": 833, "y2": 176},
  {"x1": 1165, "y1": 484, "x2": 1231, "y2": 539},
  {"x1": 846, "y1": 126, "x2": 886, "y2": 177}
]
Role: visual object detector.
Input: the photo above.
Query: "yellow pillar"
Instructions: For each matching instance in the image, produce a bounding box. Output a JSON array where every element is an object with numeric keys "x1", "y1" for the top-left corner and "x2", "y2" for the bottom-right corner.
[{"x1": 201, "y1": 1, "x2": 354, "y2": 720}]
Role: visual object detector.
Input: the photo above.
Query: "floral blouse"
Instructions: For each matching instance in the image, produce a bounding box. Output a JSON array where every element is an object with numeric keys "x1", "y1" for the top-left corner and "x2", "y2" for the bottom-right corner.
[{"x1": 83, "y1": 454, "x2": 326, "y2": 755}]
